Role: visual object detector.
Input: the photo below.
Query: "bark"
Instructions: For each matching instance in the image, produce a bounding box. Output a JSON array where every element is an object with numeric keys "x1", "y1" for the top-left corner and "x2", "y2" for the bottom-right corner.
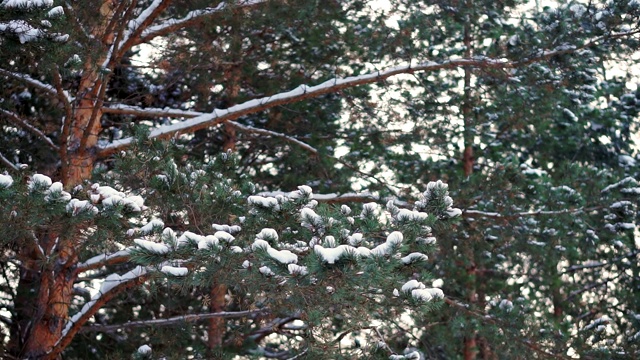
[
  {"x1": 208, "y1": 284, "x2": 228, "y2": 349},
  {"x1": 9, "y1": 231, "x2": 77, "y2": 360}
]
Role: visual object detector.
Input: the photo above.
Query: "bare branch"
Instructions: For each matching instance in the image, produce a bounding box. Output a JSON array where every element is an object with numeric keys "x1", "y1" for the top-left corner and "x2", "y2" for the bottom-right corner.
[
  {"x1": 228, "y1": 120, "x2": 318, "y2": 155},
  {"x1": 0, "y1": 68, "x2": 72, "y2": 102},
  {"x1": 135, "y1": 0, "x2": 268, "y2": 46},
  {"x1": 0, "y1": 150, "x2": 18, "y2": 171},
  {"x1": 0, "y1": 109, "x2": 58, "y2": 151},
  {"x1": 79, "y1": 308, "x2": 270, "y2": 333}
]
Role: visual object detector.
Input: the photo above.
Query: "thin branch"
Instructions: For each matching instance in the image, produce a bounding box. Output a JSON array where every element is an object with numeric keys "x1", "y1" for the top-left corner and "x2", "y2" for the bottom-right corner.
[
  {"x1": 0, "y1": 109, "x2": 59, "y2": 151},
  {"x1": 228, "y1": 120, "x2": 318, "y2": 155},
  {"x1": 97, "y1": 27, "x2": 640, "y2": 158},
  {"x1": 135, "y1": 0, "x2": 268, "y2": 46},
  {"x1": 444, "y1": 297, "x2": 570, "y2": 359},
  {"x1": 0, "y1": 68, "x2": 67, "y2": 100},
  {"x1": 116, "y1": 0, "x2": 173, "y2": 59},
  {"x1": 463, "y1": 207, "x2": 600, "y2": 219},
  {"x1": 563, "y1": 249, "x2": 640, "y2": 274},
  {"x1": 51, "y1": 271, "x2": 150, "y2": 358},
  {"x1": 102, "y1": 104, "x2": 204, "y2": 118},
  {"x1": 80, "y1": 308, "x2": 270, "y2": 333},
  {"x1": 0, "y1": 150, "x2": 18, "y2": 171},
  {"x1": 75, "y1": 249, "x2": 132, "y2": 274}
]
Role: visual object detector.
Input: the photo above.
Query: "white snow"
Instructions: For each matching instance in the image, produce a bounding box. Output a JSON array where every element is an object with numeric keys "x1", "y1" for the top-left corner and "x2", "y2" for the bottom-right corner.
[
  {"x1": 66, "y1": 199, "x2": 97, "y2": 216},
  {"x1": 287, "y1": 264, "x2": 308, "y2": 276},
  {"x1": 401, "y1": 280, "x2": 424, "y2": 292},
  {"x1": 134, "y1": 239, "x2": 170, "y2": 254},
  {"x1": 498, "y1": 299, "x2": 513, "y2": 312},
  {"x1": 29, "y1": 173, "x2": 52, "y2": 190},
  {"x1": 140, "y1": 219, "x2": 164, "y2": 234},
  {"x1": 63, "y1": 266, "x2": 146, "y2": 337},
  {"x1": 371, "y1": 232, "x2": 403, "y2": 256},
  {"x1": 256, "y1": 228, "x2": 278, "y2": 241},
  {"x1": 396, "y1": 209, "x2": 428, "y2": 222},
  {"x1": 401, "y1": 252, "x2": 428, "y2": 264},
  {"x1": 161, "y1": 265, "x2": 188, "y2": 276},
  {"x1": 213, "y1": 230, "x2": 234, "y2": 243},
  {"x1": 212, "y1": 223, "x2": 241, "y2": 233},
  {"x1": 314, "y1": 244, "x2": 354, "y2": 264},
  {"x1": 47, "y1": 5, "x2": 63, "y2": 17},
  {"x1": 137, "y1": 345, "x2": 152, "y2": 354},
  {"x1": 78, "y1": 249, "x2": 131, "y2": 270},
  {"x1": 248, "y1": 195, "x2": 279, "y2": 210},
  {"x1": 0, "y1": 174, "x2": 12, "y2": 188},
  {"x1": 267, "y1": 247, "x2": 298, "y2": 264},
  {"x1": 411, "y1": 288, "x2": 444, "y2": 302},
  {"x1": 259, "y1": 266, "x2": 275, "y2": 276},
  {"x1": 618, "y1": 154, "x2": 636, "y2": 167},
  {"x1": 1, "y1": 0, "x2": 53, "y2": 8}
]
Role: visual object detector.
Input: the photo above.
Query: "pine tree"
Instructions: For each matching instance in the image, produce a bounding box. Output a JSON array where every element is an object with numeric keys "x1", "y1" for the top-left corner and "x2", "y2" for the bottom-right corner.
[{"x1": 1, "y1": 0, "x2": 639, "y2": 359}]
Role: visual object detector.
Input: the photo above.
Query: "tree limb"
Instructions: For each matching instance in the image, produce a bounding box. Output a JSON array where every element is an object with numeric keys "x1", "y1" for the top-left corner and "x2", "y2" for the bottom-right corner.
[
  {"x1": 0, "y1": 150, "x2": 18, "y2": 171},
  {"x1": 134, "y1": 0, "x2": 268, "y2": 46},
  {"x1": 79, "y1": 308, "x2": 270, "y2": 333},
  {"x1": 97, "y1": 26, "x2": 640, "y2": 158},
  {"x1": 0, "y1": 109, "x2": 58, "y2": 151},
  {"x1": 0, "y1": 68, "x2": 71, "y2": 102}
]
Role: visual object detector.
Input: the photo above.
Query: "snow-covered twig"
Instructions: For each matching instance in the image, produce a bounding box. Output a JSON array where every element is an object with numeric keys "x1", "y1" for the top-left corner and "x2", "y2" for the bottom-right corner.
[
  {"x1": 0, "y1": 150, "x2": 18, "y2": 171},
  {"x1": 228, "y1": 120, "x2": 318, "y2": 155},
  {"x1": 563, "y1": 250, "x2": 640, "y2": 273},
  {"x1": 0, "y1": 108, "x2": 59, "y2": 151},
  {"x1": 79, "y1": 308, "x2": 270, "y2": 333},
  {"x1": 463, "y1": 207, "x2": 598, "y2": 219},
  {"x1": 135, "y1": 0, "x2": 268, "y2": 46},
  {"x1": 102, "y1": 104, "x2": 205, "y2": 118},
  {"x1": 75, "y1": 249, "x2": 132, "y2": 274},
  {"x1": 0, "y1": 68, "x2": 73, "y2": 102}
]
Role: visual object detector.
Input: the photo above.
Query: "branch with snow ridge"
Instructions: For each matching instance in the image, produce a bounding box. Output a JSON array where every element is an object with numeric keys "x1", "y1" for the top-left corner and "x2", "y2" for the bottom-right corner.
[
  {"x1": 0, "y1": 108, "x2": 59, "y2": 150},
  {"x1": 134, "y1": 0, "x2": 268, "y2": 46},
  {"x1": 79, "y1": 308, "x2": 270, "y2": 333},
  {"x1": 97, "y1": 27, "x2": 639, "y2": 158}
]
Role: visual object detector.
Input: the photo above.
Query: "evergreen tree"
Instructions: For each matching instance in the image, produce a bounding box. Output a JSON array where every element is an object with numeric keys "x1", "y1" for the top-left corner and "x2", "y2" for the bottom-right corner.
[{"x1": 1, "y1": 0, "x2": 639, "y2": 359}]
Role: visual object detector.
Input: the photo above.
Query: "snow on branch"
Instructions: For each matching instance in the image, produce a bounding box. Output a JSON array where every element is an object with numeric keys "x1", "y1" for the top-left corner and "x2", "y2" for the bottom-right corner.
[
  {"x1": 100, "y1": 41, "x2": 627, "y2": 158},
  {"x1": 135, "y1": 0, "x2": 268, "y2": 46},
  {"x1": 54, "y1": 267, "x2": 148, "y2": 357},
  {"x1": 228, "y1": 120, "x2": 318, "y2": 155},
  {"x1": 463, "y1": 207, "x2": 598, "y2": 219},
  {"x1": 0, "y1": 68, "x2": 71, "y2": 102},
  {"x1": 0, "y1": 108, "x2": 59, "y2": 150},
  {"x1": 75, "y1": 249, "x2": 132, "y2": 273},
  {"x1": 78, "y1": 308, "x2": 270, "y2": 333},
  {"x1": 102, "y1": 104, "x2": 205, "y2": 118}
]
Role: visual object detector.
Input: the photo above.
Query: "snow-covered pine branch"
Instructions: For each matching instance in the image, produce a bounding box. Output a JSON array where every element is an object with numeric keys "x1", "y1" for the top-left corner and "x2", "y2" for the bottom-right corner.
[
  {"x1": 96, "y1": 27, "x2": 640, "y2": 158},
  {"x1": 135, "y1": 0, "x2": 268, "y2": 46}
]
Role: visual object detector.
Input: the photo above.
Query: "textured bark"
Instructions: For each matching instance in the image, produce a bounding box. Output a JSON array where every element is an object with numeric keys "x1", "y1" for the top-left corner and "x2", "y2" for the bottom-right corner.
[
  {"x1": 208, "y1": 284, "x2": 228, "y2": 349},
  {"x1": 10, "y1": 232, "x2": 77, "y2": 360}
]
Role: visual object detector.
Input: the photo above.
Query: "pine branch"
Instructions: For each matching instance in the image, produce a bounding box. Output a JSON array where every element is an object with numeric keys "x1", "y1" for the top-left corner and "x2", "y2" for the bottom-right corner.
[
  {"x1": 116, "y1": 0, "x2": 173, "y2": 60},
  {"x1": 51, "y1": 270, "x2": 150, "y2": 358},
  {"x1": 97, "y1": 26, "x2": 640, "y2": 158},
  {"x1": 0, "y1": 150, "x2": 18, "y2": 171},
  {"x1": 0, "y1": 109, "x2": 59, "y2": 151},
  {"x1": 79, "y1": 308, "x2": 270, "y2": 333},
  {"x1": 102, "y1": 104, "x2": 204, "y2": 118},
  {"x1": 463, "y1": 207, "x2": 601, "y2": 219},
  {"x1": 0, "y1": 68, "x2": 72, "y2": 102},
  {"x1": 444, "y1": 298, "x2": 570, "y2": 359},
  {"x1": 228, "y1": 120, "x2": 318, "y2": 155},
  {"x1": 135, "y1": 0, "x2": 268, "y2": 46},
  {"x1": 75, "y1": 249, "x2": 132, "y2": 274}
]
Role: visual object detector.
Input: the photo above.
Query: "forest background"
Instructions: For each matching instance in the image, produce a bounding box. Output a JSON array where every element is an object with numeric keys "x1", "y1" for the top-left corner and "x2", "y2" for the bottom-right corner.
[{"x1": 1, "y1": 0, "x2": 640, "y2": 359}]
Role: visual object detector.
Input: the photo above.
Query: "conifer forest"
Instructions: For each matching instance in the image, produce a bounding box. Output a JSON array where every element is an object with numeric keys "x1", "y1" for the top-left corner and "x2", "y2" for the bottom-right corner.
[{"x1": 1, "y1": 0, "x2": 640, "y2": 359}]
